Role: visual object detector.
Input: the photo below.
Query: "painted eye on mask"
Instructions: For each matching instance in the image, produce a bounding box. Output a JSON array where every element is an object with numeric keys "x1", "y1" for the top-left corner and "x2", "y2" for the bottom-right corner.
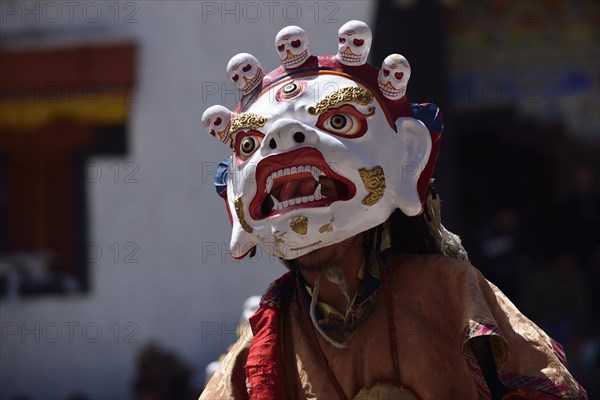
[
  {"x1": 234, "y1": 131, "x2": 264, "y2": 162},
  {"x1": 316, "y1": 104, "x2": 371, "y2": 138}
]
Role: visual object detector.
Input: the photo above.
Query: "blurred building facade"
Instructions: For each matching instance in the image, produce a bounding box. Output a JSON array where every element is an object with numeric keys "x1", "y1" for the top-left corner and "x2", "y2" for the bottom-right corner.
[{"x1": 1, "y1": 1, "x2": 374, "y2": 398}]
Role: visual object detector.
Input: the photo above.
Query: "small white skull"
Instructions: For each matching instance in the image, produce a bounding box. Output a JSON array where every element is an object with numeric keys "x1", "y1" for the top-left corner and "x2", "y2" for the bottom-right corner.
[
  {"x1": 202, "y1": 105, "x2": 233, "y2": 144},
  {"x1": 227, "y1": 53, "x2": 264, "y2": 96},
  {"x1": 275, "y1": 26, "x2": 311, "y2": 69},
  {"x1": 337, "y1": 20, "x2": 372, "y2": 66},
  {"x1": 378, "y1": 54, "x2": 411, "y2": 100}
]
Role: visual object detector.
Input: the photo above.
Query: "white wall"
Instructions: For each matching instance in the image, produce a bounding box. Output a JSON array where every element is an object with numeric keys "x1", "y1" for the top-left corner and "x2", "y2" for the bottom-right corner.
[{"x1": 0, "y1": 1, "x2": 375, "y2": 399}]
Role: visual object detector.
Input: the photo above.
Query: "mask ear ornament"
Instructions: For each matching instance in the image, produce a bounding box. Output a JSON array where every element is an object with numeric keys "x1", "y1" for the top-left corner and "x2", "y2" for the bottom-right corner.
[{"x1": 390, "y1": 117, "x2": 432, "y2": 216}]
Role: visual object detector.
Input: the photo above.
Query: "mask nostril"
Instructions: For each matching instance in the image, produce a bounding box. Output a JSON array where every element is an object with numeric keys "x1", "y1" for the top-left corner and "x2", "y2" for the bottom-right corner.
[
  {"x1": 293, "y1": 131, "x2": 305, "y2": 143},
  {"x1": 269, "y1": 138, "x2": 277, "y2": 149}
]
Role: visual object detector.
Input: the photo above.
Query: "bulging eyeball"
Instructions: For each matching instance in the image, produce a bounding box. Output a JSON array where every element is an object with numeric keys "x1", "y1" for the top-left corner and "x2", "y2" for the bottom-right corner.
[
  {"x1": 227, "y1": 53, "x2": 264, "y2": 96},
  {"x1": 336, "y1": 20, "x2": 372, "y2": 66},
  {"x1": 202, "y1": 105, "x2": 233, "y2": 145},
  {"x1": 275, "y1": 26, "x2": 311, "y2": 69},
  {"x1": 378, "y1": 54, "x2": 411, "y2": 100}
]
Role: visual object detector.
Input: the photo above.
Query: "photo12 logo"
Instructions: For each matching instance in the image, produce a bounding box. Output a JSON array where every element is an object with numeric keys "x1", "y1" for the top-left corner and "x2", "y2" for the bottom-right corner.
[
  {"x1": 201, "y1": 1, "x2": 340, "y2": 24},
  {"x1": 1, "y1": 1, "x2": 140, "y2": 24},
  {"x1": 1, "y1": 321, "x2": 140, "y2": 344}
]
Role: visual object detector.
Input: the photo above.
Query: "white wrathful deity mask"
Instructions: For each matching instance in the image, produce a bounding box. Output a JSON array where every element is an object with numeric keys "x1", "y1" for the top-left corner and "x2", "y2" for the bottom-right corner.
[{"x1": 202, "y1": 21, "x2": 444, "y2": 260}]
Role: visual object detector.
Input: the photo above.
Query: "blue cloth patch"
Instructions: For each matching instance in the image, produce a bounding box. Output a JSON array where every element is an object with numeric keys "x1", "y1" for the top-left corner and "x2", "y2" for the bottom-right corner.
[
  {"x1": 411, "y1": 103, "x2": 443, "y2": 133},
  {"x1": 214, "y1": 156, "x2": 231, "y2": 195}
]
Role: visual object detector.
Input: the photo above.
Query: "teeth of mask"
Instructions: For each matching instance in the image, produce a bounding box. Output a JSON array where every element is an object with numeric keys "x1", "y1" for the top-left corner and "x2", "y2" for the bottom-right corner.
[
  {"x1": 269, "y1": 186, "x2": 325, "y2": 214},
  {"x1": 265, "y1": 176, "x2": 274, "y2": 193},
  {"x1": 311, "y1": 167, "x2": 320, "y2": 181},
  {"x1": 264, "y1": 165, "x2": 330, "y2": 215},
  {"x1": 314, "y1": 184, "x2": 323, "y2": 200},
  {"x1": 267, "y1": 166, "x2": 321, "y2": 192},
  {"x1": 271, "y1": 195, "x2": 280, "y2": 211}
]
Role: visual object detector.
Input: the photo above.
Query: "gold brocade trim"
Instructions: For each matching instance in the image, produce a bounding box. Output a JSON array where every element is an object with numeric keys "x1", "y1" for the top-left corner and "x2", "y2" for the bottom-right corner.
[
  {"x1": 359, "y1": 166, "x2": 386, "y2": 206},
  {"x1": 233, "y1": 197, "x2": 253, "y2": 233},
  {"x1": 229, "y1": 112, "x2": 267, "y2": 136},
  {"x1": 290, "y1": 216, "x2": 308, "y2": 235},
  {"x1": 0, "y1": 94, "x2": 130, "y2": 131},
  {"x1": 308, "y1": 87, "x2": 373, "y2": 115}
]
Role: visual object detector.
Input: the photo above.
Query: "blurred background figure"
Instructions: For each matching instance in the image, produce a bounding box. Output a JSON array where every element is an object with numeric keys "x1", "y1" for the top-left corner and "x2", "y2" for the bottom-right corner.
[
  {"x1": 554, "y1": 163, "x2": 600, "y2": 298},
  {"x1": 472, "y1": 207, "x2": 529, "y2": 300},
  {"x1": 238, "y1": 296, "x2": 261, "y2": 338},
  {"x1": 133, "y1": 343, "x2": 194, "y2": 400},
  {"x1": 203, "y1": 295, "x2": 260, "y2": 388}
]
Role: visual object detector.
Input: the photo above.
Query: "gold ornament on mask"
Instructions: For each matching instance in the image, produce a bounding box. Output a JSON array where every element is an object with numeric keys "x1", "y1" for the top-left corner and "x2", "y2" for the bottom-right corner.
[
  {"x1": 359, "y1": 166, "x2": 386, "y2": 206},
  {"x1": 319, "y1": 222, "x2": 333, "y2": 233},
  {"x1": 290, "y1": 216, "x2": 308, "y2": 235},
  {"x1": 234, "y1": 197, "x2": 253, "y2": 233},
  {"x1": 308, "y1": 87, "x2": 373, "y2": 115},
  {"x1": 229, "y1": 112, "x2": 267, "y2": 136},
  {"x1": 274, "y1": 230, "x2": 287, "y2": 244}
]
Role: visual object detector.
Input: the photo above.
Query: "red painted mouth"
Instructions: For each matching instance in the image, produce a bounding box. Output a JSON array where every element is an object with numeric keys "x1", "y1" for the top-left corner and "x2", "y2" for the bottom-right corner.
[{"x1": 249, "y1": 148, "x2": 356, "y2": 220}]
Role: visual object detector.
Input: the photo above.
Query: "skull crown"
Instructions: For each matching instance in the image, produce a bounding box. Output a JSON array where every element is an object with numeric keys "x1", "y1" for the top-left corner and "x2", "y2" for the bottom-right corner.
[
  {"x1": 202, "y1": 105, "x2": 233, "y2": 145},
  {"x1": 275, "y1": 25, "x2": 312, "y2": 69},
  {"x1": 202, "y1": 20, "x2": 413, "y2": 140},
  {"x1": 378, "y1": 54, "x2": 412, "y2": 100},
  {"x1": 336, "y1": 20, "x2": 372, "y2": 66},
  {"x1": 226, "y1": 53, "x2": 264, "y2": 96}
]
